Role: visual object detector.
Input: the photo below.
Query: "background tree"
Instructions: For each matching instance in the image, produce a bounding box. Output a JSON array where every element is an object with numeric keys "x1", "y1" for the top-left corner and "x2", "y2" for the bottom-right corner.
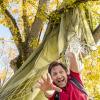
[{"x1": 0, "y1": 0, "x2": 51, "y2": 72}]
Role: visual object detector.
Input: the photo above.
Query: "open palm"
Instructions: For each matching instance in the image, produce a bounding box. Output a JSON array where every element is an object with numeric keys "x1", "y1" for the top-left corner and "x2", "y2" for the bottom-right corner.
[{"x1": 37, "y1": 73, "x2": 62, "y2": 92}]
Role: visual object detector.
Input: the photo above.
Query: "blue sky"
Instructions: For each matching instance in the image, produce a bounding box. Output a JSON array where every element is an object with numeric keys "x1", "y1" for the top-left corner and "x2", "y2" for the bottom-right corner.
[
  {"x1": 0, "y1": 25, "x2": 14, "y2": 72},
  {"x1": 0, "y1": 24, "x2": 15, "y2": 85},
  {"x1": 0, "y1": 25, "x2": 10, "y2": 69},
  {"x1": 0, "y1": 24, "x2": 12, "y2": 39}
]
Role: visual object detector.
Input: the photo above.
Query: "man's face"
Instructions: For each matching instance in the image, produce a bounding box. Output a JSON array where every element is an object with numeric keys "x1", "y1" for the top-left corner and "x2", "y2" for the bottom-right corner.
[{"x1": 50, "y1": 65, "x2": 67, "y2": 88}]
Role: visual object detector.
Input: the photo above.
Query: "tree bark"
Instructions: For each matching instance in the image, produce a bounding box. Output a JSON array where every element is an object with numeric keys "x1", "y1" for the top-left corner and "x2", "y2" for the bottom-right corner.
[
  {"x1": 92, "y1": 24, "x2": 100, "y2": 43},
  {"x1": 25, "y1": 0, "x2": 49, "y2": 57},
  {"x1": 21, "y1": 0, "x2": 31, "y2": 60}
]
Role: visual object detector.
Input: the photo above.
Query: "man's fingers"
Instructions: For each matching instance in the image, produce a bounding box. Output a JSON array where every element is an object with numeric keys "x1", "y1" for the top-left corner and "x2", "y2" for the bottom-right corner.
[
  {"x1": 36, "y1": 82, "x2": 41, "y2": 88},
  {"x1": 41, "y1": 75, "x2": 47, "y2": 82},
  {"x1": 47, "y1": 73, "x2": 52, "y2": 83},
  {"x1": 47, "y1": 73, "x2": 50, "y2": 81},
  {"x1": 38, "y1": 79, "x2": 44, "y2": 85}
]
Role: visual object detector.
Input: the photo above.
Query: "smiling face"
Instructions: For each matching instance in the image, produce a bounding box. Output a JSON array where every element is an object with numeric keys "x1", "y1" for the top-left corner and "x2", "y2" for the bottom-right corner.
[{"x1": 50, "y1": 65, "x2": 67, "y2": 88}]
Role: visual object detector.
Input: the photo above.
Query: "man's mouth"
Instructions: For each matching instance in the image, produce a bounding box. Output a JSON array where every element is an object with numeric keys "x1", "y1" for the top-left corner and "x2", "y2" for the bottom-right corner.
[{"x1": 57, "y1": 78, "x2": 65, "y2": 83}]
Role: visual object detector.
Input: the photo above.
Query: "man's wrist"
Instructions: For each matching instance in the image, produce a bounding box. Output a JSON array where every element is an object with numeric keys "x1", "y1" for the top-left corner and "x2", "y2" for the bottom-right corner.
[{"x1": 44, "y1": 90, "x2": 55, "y2": 98}]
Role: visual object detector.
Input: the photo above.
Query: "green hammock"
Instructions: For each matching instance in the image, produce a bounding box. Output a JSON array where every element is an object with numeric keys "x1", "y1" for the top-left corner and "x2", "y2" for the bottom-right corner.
[{"x1": 0, "y1": 5, "x2": 95, "y2": 100}]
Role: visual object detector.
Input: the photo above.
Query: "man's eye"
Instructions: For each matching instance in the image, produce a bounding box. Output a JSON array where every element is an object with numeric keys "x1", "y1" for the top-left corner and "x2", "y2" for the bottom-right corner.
[
  {"x1": 60, "y1": 71, "x2": 64, "y2": 74},
  {"x1": 53, "y1": 73, "x2": 57, "y2": 76}
]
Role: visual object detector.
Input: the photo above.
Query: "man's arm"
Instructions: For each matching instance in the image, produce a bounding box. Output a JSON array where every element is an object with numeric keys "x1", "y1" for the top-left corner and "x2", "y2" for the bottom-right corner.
[{"x1": 66, "y1": 51, "x2": 79, "y2": 73}]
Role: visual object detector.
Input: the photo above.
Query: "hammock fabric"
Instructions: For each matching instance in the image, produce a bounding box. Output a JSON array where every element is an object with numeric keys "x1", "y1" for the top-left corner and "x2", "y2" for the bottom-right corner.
[{"x1": 0, "y1": 5, "x2": 95, "y2": 100}]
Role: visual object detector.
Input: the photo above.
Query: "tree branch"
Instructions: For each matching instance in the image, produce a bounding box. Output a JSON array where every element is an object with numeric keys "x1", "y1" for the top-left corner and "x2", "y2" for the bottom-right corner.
[
  {"x1": 25, "y1": 0, "x2": 49, "y2": 55},
  {"x1": 49, "y1": 0, "x2": 99, "y2": 15},
  {"x1": 29, "y1": 0, "x2": 48, "y2": 39},
  {"x1": 21, "y1": 0, "x2": 31, "y2": 59},
  {"x1": 92, "y1": 24, "x2": 100, "y2": 43},
  {"x1": 0, "y1": 4, "x2": 24, "y2": 69},
  {"x1": 0, "y1": 4, "x2": 23, "y2": 53}
]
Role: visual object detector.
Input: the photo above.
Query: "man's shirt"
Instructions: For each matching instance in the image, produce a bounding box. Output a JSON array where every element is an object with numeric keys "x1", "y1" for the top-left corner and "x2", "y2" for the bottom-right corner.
[{"x1": 48, "y1": 70, "x2": 88, "y2": 100}]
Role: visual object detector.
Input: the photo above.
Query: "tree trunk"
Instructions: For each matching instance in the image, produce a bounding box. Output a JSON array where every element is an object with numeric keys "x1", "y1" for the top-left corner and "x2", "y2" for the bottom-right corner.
[{"x1": 25, "y1": 0, "x2": 49, "y2": 57}]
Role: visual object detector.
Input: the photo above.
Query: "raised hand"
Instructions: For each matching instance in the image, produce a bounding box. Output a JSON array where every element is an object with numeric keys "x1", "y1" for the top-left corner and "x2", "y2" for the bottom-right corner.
[
  {"x1": 65, "y1": 46, "x2": 79, "y2": 72},
  {"x1": 37, "y1": 73, "x2": 62, "y2": 93}
]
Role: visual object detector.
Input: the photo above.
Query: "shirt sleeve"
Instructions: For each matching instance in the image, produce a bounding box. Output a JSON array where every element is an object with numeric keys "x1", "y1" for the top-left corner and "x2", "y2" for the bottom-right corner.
[
  {"x1": 70, "y1": 70, "x2": 83, "y2": 85},
  {"x1": 48, "y1": 92, "x2": 55, "y2": 100}
]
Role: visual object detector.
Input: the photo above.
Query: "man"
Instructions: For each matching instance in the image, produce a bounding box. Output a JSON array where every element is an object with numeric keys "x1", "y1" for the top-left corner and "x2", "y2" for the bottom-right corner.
[{"x1": 37, "y1": 51, "x2": 88, "y2": 100}]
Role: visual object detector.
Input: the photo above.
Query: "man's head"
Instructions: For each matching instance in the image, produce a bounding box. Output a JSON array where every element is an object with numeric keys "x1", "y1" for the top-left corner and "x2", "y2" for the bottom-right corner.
[{"x1": 48, "y1": 61, "x2": 68, "y2": 88}]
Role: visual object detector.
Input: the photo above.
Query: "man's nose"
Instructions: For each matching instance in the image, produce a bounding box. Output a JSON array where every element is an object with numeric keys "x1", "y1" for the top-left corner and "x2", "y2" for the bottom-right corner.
[{"x1": 57, "y1": 73, "x2": 62, "y2": 78}]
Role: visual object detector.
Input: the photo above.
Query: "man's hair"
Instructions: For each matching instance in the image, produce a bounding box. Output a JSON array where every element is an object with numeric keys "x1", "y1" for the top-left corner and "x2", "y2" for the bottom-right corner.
[{"x1": 48, "y1": 61, "x2": 67, "y2": 74}]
